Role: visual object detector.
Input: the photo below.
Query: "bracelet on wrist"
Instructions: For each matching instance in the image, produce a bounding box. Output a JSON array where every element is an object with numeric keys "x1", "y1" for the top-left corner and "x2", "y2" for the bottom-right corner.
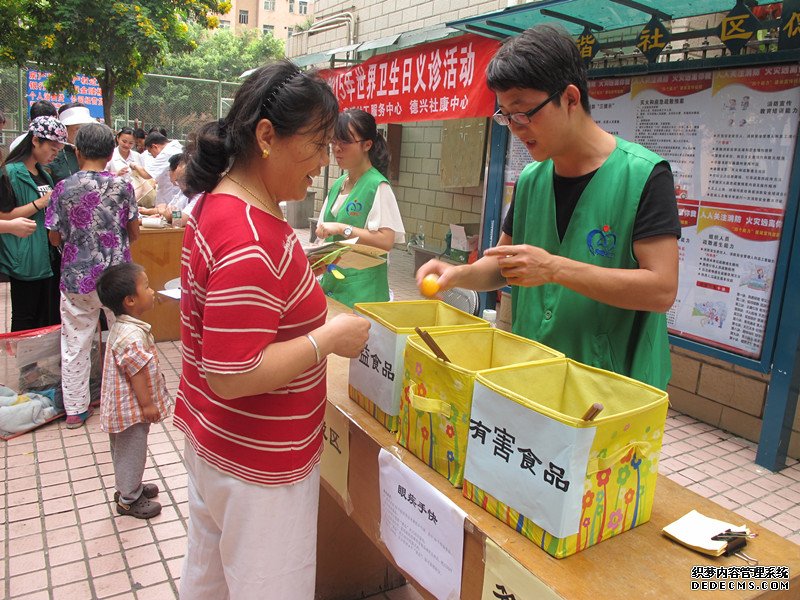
[
  {"x1": 306, "y1": 333, "x2": 322, "y2": 364},
  {"x1": 32, "y1": 201, "x2": 39, "y2": 212}
]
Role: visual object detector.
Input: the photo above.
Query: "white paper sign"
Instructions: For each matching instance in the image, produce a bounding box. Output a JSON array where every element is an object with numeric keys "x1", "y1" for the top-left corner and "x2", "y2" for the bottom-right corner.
[
  {"x1": 463, "y1": 382, "x2": 595, "y2": 538},
  {"x1": 348, "y1": 317, "x2": 405, "y2": 416},
  {"x1": 378, "y1": 449, "x2": 466, "y2": 600}
]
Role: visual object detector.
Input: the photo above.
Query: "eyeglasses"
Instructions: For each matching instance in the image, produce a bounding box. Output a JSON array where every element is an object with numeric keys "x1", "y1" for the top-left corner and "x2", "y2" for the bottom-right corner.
[
  {"x1": 331, "y1": 138, "x2": 366, "y2": 148},
  {"x1": 492, "y1": 90, "x2": 562, "y2": 127}
]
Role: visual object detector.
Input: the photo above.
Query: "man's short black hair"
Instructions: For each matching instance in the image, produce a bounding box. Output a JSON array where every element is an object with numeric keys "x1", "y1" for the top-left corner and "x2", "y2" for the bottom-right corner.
[
  {"x1": 144, "y1": 132, "x2": 168, "y2": 148},
  {"x1": 96, "y1": 263, "x2": 144, "y2": 316},
  {"x1": 487, "y1": 24, "x2": 591, "y2": 114},
  {"x1": 29, "y1": 100, "x2": 58, "y2": 120}
]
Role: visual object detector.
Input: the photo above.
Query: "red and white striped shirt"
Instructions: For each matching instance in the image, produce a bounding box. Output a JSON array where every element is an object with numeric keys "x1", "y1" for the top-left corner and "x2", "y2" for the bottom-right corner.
[{"x1": 175, "y1": 193, "x2": 328, "y2": 486}]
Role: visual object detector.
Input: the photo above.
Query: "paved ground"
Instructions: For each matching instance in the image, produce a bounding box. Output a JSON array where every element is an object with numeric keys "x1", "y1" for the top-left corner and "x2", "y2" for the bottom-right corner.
[{"x1": 1, "y1": 228, "x2": 798, "y2": 599}]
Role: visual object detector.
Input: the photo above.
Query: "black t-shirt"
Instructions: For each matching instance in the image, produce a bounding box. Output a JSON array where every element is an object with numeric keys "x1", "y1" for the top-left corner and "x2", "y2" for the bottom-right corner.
[
  {"x1": 0, "y1": 166, "x2": 52, "y2": 213},
  {"x1": 502, "y1": 162, "x2": 681, "y2": 242}
]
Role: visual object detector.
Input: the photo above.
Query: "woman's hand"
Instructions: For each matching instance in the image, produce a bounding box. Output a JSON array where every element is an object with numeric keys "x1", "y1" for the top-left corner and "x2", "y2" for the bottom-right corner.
[
  {"x1": 315, "y1": 313, "x2": 370, "y2": 359},
  {"x1": 5, "y1": 218, "x2": 37, "y2": 238},
  {"x1": 38, "y1": 191, "x2": 53, "y2": 209},
  {"x1": 316, "y1": 221, "x2": 345, "y2": 240},
  {"x1": 117, "y1": 166, "x2": 130, "y2": 177}
]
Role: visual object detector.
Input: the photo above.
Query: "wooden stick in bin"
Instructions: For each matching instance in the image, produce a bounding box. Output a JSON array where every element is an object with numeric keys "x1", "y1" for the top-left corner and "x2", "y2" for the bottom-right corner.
[
  {"x1": 414, "y1": 327, "x2": 451, "y2": 363},
  {"x1": 582, "y1": 402, "x2": 604, "y2": 421}
]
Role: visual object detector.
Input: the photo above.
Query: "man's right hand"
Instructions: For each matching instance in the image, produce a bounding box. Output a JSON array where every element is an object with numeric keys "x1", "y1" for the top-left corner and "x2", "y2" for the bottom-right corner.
[{"x1": 415, "y1": 259, "x2": 461, "y2": 292}]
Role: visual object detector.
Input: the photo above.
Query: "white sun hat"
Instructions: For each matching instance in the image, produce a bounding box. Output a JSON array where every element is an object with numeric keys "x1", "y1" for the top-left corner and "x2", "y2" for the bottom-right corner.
[{"x1": 59, "y1": 105, "x2": 95, "y2": 126}]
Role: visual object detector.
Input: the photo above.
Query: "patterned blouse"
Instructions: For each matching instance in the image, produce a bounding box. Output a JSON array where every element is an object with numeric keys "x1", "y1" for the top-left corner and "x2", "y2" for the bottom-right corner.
[{"x1": 45, "y1": 170, "x2": 138, "y2": 294}]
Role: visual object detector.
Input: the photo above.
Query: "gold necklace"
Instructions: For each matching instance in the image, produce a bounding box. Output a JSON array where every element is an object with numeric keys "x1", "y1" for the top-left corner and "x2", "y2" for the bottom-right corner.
[{"x1": 225, "y1": 174, "x2": 285, "y2": 221}]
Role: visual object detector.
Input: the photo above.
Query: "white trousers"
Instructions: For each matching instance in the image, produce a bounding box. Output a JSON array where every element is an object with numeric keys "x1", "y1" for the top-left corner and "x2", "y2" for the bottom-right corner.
[
  {"x1": 179, "y1": 441, "x2": 320, "y2": 600},
  {"x1": 60, "y1": 291, "x2": 115, "y2": 416}
]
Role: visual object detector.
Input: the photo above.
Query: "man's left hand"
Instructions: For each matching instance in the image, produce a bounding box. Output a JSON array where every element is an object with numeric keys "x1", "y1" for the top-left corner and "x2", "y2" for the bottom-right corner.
[{"x1": 484, "y1": 244, "x2": 558, "y2": 287}]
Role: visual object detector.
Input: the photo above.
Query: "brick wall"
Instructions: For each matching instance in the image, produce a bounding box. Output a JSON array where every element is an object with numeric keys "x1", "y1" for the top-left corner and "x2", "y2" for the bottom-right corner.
[
  {"x1": 311, "y1": 120, "x2": 484, "y2": 249},
  {"x1": 668, "y1": 346, "x2": 800, "y2": 459}
]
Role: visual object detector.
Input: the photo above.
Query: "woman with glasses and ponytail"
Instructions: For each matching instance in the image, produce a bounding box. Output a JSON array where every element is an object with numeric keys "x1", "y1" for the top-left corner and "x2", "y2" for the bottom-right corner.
[{"x1": 315, "y1": 109, "x2": 405, "y2": 307}]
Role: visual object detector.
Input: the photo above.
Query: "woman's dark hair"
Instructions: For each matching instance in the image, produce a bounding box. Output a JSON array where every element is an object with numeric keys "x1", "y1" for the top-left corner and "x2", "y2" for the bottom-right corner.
[
  {"x1": 168, "y1": 152, "x2": 185, "y2": 171},
  {"x1": 0, "y1": 134, "x2": 37, "y2": 209},
  {"x1": 117, "y1": 127, "x2": 135, "y2": 139},
  {"x1": 184, "y1": 59, "x2": 339, "y2": 194},
  {"x1": 144, "y1": 132, "x2": 168, "y2": 148},
  {"x1": 76, "y1": 123, "x2": 115, "y2": 160},
  {"x1": 96, "y1": 262, "x2": 145, "y2": 316},
  {"x1": 335, "y1": 109, "x2": 391, "y2": 177},
  {"x1": 133, "y1": 128, "x2": 146, "y2": 140},
  {"x1": 487, "y1": 24, "x2": 591, "y2": 114}
]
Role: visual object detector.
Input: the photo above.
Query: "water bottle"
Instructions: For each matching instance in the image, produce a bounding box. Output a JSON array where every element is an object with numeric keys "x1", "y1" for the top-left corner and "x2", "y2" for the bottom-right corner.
[
  {"x1": 481, "y1": 309, "x2": 497, "y2": 327},
  {"x1": 417, "y1": 223, "x2": 425, "y2": 248}
]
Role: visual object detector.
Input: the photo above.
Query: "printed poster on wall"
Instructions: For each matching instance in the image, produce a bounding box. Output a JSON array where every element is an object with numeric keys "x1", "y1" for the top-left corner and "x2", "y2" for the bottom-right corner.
[
  {"x1": 320, "y1": 34, "x2": 500, "y2": 124},
  {"x1": 587, "y1": 66, "x2": 799, "y2": 359},
  {"x1": 26, "y1": 70, "x2": 105, "y2": 119}
]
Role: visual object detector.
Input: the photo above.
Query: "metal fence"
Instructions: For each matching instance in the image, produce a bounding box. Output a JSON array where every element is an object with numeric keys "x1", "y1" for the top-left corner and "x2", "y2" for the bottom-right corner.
[{"x1": 0, "y1": 67, "x2": 241, "y2": 153}]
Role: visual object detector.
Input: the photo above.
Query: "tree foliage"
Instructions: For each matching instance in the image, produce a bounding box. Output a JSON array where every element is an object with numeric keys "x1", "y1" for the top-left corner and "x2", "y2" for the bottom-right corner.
[
  {"x1": 0, "y1": 0, "x2": 231, "y2": 124},
  {"x1": 162, "y1": 26, "x2": 284, "y2": 82}
]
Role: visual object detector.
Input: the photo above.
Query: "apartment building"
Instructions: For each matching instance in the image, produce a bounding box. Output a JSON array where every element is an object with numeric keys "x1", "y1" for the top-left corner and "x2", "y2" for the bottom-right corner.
[{"x1": 219, "y1": 0, "x2": 313, "y2": 42}]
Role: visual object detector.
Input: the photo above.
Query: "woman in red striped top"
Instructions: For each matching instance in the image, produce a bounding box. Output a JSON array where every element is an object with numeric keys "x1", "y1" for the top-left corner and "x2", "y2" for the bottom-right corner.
[{"x1": 176, "y1": 61, "x2": 370, "y2": 600}]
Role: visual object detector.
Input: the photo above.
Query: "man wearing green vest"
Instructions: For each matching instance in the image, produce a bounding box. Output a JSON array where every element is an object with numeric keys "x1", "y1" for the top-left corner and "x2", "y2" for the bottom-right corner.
[{"x1": 417, "y1": 25, "x2": 680, "y2": 390}]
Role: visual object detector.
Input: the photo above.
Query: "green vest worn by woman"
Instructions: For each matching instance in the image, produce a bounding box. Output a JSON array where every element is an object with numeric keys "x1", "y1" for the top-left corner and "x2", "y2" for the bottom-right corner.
[
  {"x1": 0, "y1": 162, "x2": 54, "y2": 281},
  {"x1": 511, "y1": 137, "x2": 672, "y2": 390},
  {"x1": 320, "y1": 167, "x2": 390, "y2": 307}
]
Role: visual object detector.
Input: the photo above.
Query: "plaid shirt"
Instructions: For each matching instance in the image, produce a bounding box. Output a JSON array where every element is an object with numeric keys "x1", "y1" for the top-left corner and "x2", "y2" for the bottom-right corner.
[{"x1": 100, "y1": 315, "x2": 173, "y2": 433}]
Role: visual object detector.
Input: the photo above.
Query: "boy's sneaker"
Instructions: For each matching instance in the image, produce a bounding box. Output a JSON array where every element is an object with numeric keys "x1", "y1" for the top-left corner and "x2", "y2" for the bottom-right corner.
[
  {"x1": 114, "y1": 483, "x2": 158, "y2": 503},
  {"x1": 117, "y1": 495, "x2": 162, "y2": 519},
  {"x1": 65, "y1": 408, "x2": 94, "y2": 430}
]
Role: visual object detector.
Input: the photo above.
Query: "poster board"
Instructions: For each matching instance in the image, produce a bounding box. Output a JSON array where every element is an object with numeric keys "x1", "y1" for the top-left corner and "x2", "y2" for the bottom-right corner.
[{"x1": 504, "y1": 65, "x2": 800, "y2": 362}]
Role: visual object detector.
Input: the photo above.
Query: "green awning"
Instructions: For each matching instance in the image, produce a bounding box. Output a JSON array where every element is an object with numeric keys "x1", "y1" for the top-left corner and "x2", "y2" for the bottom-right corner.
[
  {"x1": 292, "y1": 52, "x2": 331, "y2": 68},
  {"x1": 447, "y1": 0, "x2": 737, "y2": 39}
]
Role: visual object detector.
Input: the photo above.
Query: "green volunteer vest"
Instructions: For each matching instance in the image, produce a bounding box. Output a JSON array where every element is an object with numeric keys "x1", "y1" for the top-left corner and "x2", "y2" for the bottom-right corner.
[
  {"x1": 511, "y1": 137, "x2": 672, "y2": 389},
  {"x1": 0, "y1": 162, "x2": 54, "y2": 281},
  {"x1": 320, "y1": 167, "x2": 389, "y2": 307}
]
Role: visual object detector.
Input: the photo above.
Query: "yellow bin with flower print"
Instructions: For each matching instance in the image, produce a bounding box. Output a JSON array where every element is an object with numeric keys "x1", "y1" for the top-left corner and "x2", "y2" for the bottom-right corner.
[
  {"x1": 397, "y1": 328, "x2": 562, "y2": 486},
  {"x1": 462, "y1": 358, "x2": 668, "y2": 558},
  {"x1": 349, "y1": 301, "x2": 489, "y2": 431}
]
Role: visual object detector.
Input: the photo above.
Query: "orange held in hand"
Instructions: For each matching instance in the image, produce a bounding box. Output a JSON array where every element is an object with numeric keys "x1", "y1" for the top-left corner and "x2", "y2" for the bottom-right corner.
[{"x1": 419, "y1": 274, "x2": 440, "y2": 298}]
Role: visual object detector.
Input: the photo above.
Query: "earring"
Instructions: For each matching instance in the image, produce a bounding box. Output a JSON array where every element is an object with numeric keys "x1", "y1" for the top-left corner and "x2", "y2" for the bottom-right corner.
[{"x1": 262, "y1": 147, "x2": 270, "y2": 159}]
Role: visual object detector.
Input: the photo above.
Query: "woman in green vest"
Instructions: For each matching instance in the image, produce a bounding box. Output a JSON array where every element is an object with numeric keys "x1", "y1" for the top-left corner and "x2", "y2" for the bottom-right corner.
[
  {"x1": 0, "y1": 116, "x2": 67, "y2": 330},
  {"x1": 315, "y1": 109, "x2": 405, "y2": 307}
]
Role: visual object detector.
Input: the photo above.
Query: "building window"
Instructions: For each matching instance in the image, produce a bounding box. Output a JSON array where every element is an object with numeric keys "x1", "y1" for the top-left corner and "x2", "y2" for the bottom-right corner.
[
  {"x1": 288, "y1": 0, "x2": 295, "y2": 13},
  {"x1": 219, "y1": 19, "x2": 231, "y2": 28},
  {"x1": 239, "y1": 10, "x2": 249, "y2": 24},
  {"x1": 262, "y1": 24, "x2": 274, "y2": 35},
  {"x1": 299, "y1": 1, "x2": 307, "y2": 15},
  {"x1": 263, "y1": 0, "x2": 275, "y2": 10}
]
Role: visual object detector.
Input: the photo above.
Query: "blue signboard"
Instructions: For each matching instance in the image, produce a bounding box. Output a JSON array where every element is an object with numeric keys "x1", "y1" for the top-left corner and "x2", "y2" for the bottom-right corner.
[{"x1": 26, "y1": 69, "x2": 105, "y2": 119}]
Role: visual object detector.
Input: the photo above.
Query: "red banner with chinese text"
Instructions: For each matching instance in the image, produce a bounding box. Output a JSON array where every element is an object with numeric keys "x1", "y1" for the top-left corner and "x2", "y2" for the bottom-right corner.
[{"x1": 319, "y1": 34, "x2": 501, "y2": 123}]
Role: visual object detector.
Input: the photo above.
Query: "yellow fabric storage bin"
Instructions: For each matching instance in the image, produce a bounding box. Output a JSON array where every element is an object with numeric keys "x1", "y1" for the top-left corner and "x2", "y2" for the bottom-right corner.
[
  {"x1": 397, "y1": 329, "x2": 562, "y2": 486},
  {"x1": 462, "y1": 358, "x2": 668, "y2": 558},
  {"x1": 349, "y1": 301, "x2": 488, "y2": 431}
]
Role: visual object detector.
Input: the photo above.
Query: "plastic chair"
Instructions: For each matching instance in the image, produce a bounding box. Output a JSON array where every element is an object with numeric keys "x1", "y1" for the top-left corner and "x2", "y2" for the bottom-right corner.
[{"x1": 440, "y1": 287, "x2": 480, "y2": 316}]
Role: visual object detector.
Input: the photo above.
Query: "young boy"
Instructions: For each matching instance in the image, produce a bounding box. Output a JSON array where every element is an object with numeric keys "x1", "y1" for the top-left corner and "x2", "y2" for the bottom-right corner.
[
  {"x1": 45, "y1": 122, "x2": 140, "y2": 429},
  {"x1": 96, "y1": 263, "x2": 173, "y2": 519}
]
